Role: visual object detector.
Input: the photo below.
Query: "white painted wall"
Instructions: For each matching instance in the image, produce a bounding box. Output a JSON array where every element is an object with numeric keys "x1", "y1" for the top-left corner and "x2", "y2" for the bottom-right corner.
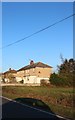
[
  {"x1": 5, "y1": 78, "x2": 10, "y2": 82},
  {"x1": 23, "y1": 76, "x2": 39, "y2": 84},
  {"x1": 23, "y1": 76, "x2": 49, "y2": 84},
  {"x1": 16, "y1": 77, "x2": 22, "y2": 82},
  {"x1": 15, "y1": 76, "x2": 49, "y2": 85}
]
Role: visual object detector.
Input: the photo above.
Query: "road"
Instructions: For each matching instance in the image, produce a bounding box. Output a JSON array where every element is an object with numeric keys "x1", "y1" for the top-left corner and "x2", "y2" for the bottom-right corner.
[{"x1": 1, "y1": 96, "x2": 67, "y2": 119}]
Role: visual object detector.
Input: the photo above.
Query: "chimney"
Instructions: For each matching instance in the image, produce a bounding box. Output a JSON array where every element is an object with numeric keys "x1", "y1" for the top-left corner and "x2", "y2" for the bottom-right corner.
[
  {"x1": 9, "y1": 68, "x2": 11, "y2": 71},
  {"x1": 30, "y1": 60, "x2": 34, "y2": 65}
]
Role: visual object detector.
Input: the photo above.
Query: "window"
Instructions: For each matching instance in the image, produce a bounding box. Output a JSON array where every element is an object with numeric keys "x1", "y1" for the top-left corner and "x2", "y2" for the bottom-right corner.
[
  {"x1": 26, "y1": 70, "x2": 29, "y2": 73},
  {"x1": 27, "y1": 78, "x2": 29, "y2": 81},
  {"x1": 26, "y1": 70, "x2": 27, "y2": 73}
]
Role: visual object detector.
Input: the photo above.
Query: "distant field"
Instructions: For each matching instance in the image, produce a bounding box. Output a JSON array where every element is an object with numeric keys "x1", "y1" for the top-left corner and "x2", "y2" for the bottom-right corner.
[{"x1": 2, "y1": 86, "x2": 74, "y2": 119}]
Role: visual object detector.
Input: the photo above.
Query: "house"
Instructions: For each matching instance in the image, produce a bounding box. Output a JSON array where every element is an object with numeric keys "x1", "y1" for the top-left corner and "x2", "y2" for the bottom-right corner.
[
  {"x1": 16, "y1": 61, "x2": 52, "y2": 86},
  {"x1": 0, "y1": 73, "x2": 2, "y2": 83},
  {"x1": 3, "y1": 68, "x2": 17, "y2": 83}
]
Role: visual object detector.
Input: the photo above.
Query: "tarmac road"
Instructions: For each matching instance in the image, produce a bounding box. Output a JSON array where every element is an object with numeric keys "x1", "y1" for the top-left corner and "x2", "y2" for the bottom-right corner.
[{"x1": 0, "y1": 96, "x2": 68, "y2": 119}]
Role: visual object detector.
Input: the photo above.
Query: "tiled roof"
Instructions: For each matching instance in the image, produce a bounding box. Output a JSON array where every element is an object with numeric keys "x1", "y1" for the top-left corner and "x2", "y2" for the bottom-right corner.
[
  {"x1": 4, "y1": 69, "x2": 17, "y2": 74},
  {"x1": 17, "y1": 62, "x2": 52, "y2": 71}
]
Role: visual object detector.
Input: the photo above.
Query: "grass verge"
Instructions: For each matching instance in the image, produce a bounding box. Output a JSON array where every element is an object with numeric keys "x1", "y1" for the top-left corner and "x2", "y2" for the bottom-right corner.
[{"x1": 2, "y1": 86, "x2": 74, "y2": 119}]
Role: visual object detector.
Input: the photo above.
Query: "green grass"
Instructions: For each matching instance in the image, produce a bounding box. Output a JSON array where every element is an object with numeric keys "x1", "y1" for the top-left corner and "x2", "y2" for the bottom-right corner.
[{"x1": 2, "y1": 86, "x2": 74, "y2": 119}]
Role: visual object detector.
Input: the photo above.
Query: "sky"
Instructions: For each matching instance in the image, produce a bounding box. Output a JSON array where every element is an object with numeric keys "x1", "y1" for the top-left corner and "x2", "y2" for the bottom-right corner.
[{"x1": 1, "y1": 2, "x2": 73, "y2": 72}]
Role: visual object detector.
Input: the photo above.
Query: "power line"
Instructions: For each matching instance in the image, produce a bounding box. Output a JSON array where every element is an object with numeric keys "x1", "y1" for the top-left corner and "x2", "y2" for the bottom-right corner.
[{"x1": 1, "y1": 13, "x2": 75, "y2": 49}]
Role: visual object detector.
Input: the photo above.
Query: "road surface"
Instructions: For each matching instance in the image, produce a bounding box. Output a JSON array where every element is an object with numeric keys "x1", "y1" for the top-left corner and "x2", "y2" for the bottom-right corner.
[{"x1": 0, "y1": 96, "x2": 67, "y2": 119}]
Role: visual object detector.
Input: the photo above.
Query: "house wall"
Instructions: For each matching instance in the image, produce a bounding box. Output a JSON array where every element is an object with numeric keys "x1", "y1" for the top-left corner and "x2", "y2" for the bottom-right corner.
[
  {"x1": 23, "y1": 76, "x2": 40, "y2": 86},
  {"x1": 16, "y1": 77, "x2": 23, "y2": 82},
  {"x1": 23, "y1": 67, "x2": 52, "y2": 78},
  {"x1": 17, "y1": 67, "x2": 52, "y2": 78},
  {"x1": 23, "y1": 76, "x2": 50, "y2": 86},
  {"x1": 0, "y1": 75, "x2": 2, "y2": 83},
  {"x1": 24, "y1": 68, "x2": 35, "y2": 76},
  {"x1": 35, "y1": 67, "x2": 52, "y2": 78},
  {"x1": 17, "y1": 71, "x2": 24, "y2": 78},
  {"x1": 23, "y1": 76, "x2": 38, "y2": 83},
  {"x1": 4, "y1": 73, "x2": 16, "y2": 78}
]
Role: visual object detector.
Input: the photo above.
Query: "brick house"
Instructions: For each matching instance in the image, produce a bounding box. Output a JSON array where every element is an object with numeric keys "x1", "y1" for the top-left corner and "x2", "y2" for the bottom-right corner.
[
  {"x1": 16, "y1": 61, "x2": 52, "y2": 86},
  {"x1": 3, "y1": 68, "x2": 17, "y2": 83}
]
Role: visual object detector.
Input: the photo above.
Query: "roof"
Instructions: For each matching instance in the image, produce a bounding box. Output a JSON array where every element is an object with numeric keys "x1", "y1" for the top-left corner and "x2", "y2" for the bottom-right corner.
[
  {"x1": 4, "y1": 69, "x2": 17, "y2": 74},
  {"x1": 17, "y1": 62, "x2": 52, "y2": 71}
]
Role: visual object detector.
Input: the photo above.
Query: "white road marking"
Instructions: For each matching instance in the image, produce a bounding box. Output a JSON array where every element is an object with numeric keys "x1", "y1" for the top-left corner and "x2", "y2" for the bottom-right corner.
[{"x1": 1, "y1": 96, "x2": 70, "y2": 120}]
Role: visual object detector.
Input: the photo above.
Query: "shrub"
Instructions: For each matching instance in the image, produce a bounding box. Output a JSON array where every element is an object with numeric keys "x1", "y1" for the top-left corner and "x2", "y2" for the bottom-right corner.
[
  {"x1": 49, "y1": 73, "x2": 67, "y2": 86},
  {"x1": 41, "y1": 79, "x2": 50, "y2": 86}
]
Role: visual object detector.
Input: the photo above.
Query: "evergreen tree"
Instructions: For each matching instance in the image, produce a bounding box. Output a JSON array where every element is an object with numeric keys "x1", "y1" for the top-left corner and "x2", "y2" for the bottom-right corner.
[
  {"x1": 50, "y1": 58, "x2": 75, "y2": 86},
  {"x1": 58, "y1": 58, "x2": 75, "y2": 86}
]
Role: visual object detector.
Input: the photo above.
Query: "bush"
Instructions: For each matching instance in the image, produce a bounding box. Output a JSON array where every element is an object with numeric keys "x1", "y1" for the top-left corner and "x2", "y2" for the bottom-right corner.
[
  {"x1": 49, "y1": 73, "x2": 68, "y2": 86},
  {"x1": 41, "y1": 79, "x2": 50, "y2": 86}
]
